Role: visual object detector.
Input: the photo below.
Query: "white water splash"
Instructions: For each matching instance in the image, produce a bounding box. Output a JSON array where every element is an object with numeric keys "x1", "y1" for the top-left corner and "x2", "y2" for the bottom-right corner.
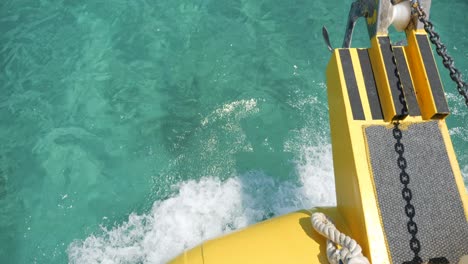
[
  {"x1": 67, "y1": 144, "x2": 335, "y2": 264},
  {"x1": 201, "y1": 99, "x2": 259, "y2": 126}
]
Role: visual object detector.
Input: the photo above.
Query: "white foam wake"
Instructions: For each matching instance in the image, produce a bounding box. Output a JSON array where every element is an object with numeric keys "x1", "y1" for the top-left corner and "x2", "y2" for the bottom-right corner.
[{"x1": 68, "y1": 144, "x2": 335, "y2": 264}]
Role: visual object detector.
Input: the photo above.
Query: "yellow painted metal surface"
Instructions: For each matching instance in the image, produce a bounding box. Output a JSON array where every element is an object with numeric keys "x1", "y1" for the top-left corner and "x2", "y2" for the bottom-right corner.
[
  {"x1": 326, "y1": 42, "x2": 467, "y2": 263},
  {"x1": 327, "y1": 49, "x2": 391, "y2": 264},
  {"x1": 437, "y1": 121, "x2": 468, "y2": 221},
  {"x1": 405, "y1": 29, "x2": 445, "y2": 119},
  {"x1": 368, "y1": 35, "x2": 397, "y2": 122}
]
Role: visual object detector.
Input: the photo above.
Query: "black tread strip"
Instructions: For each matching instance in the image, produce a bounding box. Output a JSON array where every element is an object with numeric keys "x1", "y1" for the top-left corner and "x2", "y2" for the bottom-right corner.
[
  {"x1": 339, "y1": 49, "x2": 365, "y2": 120},
  {"x1": 357, "y1": 49, "x2": 384, "y2": 120},
  {"x1": 393, "y1": 47, "x2": 421, "y2": 116},
  {"x1": 416, "y1": 34, "x2": 449, "y2": 114},
  {"x1": 378, "y1": 37, "x2": 408, "y2": 117}
]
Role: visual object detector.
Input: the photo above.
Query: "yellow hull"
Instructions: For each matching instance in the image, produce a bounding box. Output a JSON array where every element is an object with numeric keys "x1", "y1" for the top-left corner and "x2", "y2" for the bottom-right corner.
[{"x1": 170, "y1": 207, "x2": 344, "y2": 264}]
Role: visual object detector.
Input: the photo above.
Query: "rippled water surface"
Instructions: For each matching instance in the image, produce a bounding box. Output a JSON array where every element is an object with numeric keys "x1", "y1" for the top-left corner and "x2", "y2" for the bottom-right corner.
[{"x1": 0, "y1": 0, "x2": 467, "y2": 263}]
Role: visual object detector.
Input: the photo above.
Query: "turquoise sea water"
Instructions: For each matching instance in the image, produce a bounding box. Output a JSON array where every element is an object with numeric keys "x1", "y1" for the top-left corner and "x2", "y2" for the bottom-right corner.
[{"x1": 0, "y1": 0, "x2": 467, "y2": 263}]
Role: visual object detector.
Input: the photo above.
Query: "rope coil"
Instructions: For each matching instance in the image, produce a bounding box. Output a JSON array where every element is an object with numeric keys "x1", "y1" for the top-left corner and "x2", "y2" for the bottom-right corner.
[{"x1": 311, "y1": 212, "x2": 370, "y2": 264}]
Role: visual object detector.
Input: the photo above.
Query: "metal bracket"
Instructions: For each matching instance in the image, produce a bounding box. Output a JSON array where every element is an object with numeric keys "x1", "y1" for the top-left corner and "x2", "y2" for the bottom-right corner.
[
  {"x1": 342, "y1": 0, "x2": 375, "y2": 48},
  {"x1": 341, "y1": 0, "x2": 432, "y2": 48}
]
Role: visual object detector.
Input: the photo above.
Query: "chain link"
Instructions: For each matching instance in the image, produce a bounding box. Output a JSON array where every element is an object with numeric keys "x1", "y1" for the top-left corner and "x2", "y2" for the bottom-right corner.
[
  {"x1": 412, "y1": 2, "x2": 468, "y2": 108},
  {"x1": 393, "y1": 123, "x2": 423, "y2": 264}
]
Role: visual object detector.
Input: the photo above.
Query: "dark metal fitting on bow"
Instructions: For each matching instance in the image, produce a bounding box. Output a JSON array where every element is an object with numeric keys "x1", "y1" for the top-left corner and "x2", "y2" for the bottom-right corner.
[
  {"x1": 342, "y1": 0, "x2": 375, "y2": 48},
  {"x1": 340, "y1": 0, "x2": 432, "y2": 48}
]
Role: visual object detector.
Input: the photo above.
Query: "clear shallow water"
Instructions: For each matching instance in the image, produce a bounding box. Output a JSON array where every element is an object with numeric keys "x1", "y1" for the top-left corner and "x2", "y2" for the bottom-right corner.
[{"x1": 0, "y1": 0, "x2": 466, "y2": 263}]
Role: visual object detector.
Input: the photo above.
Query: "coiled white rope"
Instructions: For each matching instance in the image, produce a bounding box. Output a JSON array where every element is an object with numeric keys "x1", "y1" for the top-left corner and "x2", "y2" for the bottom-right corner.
[{"x1": 311, "y1": 212, "x2": 370, "y2": 264}]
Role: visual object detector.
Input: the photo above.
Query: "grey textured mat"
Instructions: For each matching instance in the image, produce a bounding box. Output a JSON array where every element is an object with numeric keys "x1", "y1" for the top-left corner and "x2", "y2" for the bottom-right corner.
[{"x1": 365, "y1": 121, "x2": 468, "y2": 263}]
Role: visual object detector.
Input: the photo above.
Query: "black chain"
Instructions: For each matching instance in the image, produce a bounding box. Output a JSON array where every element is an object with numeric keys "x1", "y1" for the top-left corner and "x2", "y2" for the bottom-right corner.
[
  {"x1": 412, "y1": 2, "x2": 468, "y2": 108},
  {"x1": 393, "y1": 123, "x2": 423, "y2": 264},
  {"x1": 391, "y1": 46, "x2": 409, "y2": 117}
]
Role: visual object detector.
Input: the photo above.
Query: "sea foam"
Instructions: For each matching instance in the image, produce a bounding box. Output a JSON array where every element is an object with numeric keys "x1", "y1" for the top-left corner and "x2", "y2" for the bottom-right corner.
[{"x1": 68, "y1": 144, "x2": 335, "y2": 264}]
